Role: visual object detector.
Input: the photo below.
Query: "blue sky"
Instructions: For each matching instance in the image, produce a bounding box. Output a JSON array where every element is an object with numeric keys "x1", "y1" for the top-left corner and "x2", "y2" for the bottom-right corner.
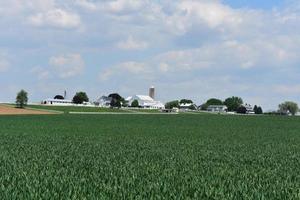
[{"x1": 0, "y1": 0, "x2": 300, "y2": 110}]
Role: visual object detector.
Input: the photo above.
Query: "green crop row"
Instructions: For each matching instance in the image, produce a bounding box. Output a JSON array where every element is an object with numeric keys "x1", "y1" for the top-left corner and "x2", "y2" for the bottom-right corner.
[{"x1": 0, "y1": 114, "x2": 300, "y2": 199}]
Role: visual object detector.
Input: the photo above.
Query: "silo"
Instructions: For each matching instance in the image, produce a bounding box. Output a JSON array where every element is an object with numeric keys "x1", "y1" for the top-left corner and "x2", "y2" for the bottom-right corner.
[{"x1": 149, "y1": 86, "x2": 155, "y2": 99}]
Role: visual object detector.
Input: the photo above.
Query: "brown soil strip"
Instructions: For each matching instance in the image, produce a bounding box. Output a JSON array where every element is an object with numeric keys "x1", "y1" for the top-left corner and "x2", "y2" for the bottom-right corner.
[{"x1": 0, "y1": 105, "x2": 56, "y2": 115}]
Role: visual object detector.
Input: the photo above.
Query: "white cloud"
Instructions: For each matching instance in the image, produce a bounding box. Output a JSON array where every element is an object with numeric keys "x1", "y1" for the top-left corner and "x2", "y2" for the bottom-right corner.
[
  {"x1": 75, "y1": 0, "x2": 97, "y2": 11},
  {"x1": 28, "y1": 9, "x2": 81, "y2": 29},
  {"x1": 99, "y1": 61, "x2": 148, "y2": 81},
  {"x1": 31, "y1": 67, "x2": 50, "y2": 80},
  {"x1": 50, "y1": 54, "x2": 85, "y2": 78},
  {"x1": 102, "y1": 0, "x2": 145, "y2": 14},
  {"x1": 116, "y1": 36, "x2": 148, "y2": 50}
]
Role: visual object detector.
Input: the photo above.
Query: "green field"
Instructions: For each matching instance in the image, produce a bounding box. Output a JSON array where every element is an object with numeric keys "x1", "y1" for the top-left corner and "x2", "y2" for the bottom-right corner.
[
  {"x1": 1, "y1": 114, "x2": 300, "y2": 199},
  {"x1": 26, "y1": 105, "x2": 130, "y2": 114}
]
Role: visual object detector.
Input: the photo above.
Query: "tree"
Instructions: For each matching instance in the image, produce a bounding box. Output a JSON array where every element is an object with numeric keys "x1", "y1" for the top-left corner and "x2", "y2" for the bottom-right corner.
[
  {"x1": 278, "y1": 101, "x2": 299, "y2": 116},
  {"x1": 165, "y1": 100, "x2": 179, "y2": 109},
  {"x1": 200, "y1": 98, "x2": 223, "y2": 111},
  {"x1": 72, "y1": 92, "x2": 89, "y2": 104},
  {"x1": 237, "y1": 106, "x2": 247, "y2": 114},
  {"x1": 131, "y1": 100, "x2": 139, "y2": 107},
  {"x1": 257, "y1": 107, "x2": 263, "y2": 114},
  {"x1": 54, "y1": 95, "x2": 64, "y2": 100},
  {"x1": 206, "y1": 98, "x2": 223, "y2": 106},
  {"x1": 108, "y1": 93, "x2": 123, "y2": 108},
  {"x1": 253, "y1": 105, "x2": 258, "y2": 113},
  {"x1": 180, "y1": 99, "x2": 193, "y2": 104},
  {"x1": 16, "y1": 90, "x2": 28, "y2": 108},
  {"x1": 200, "y1": 103, "x2": 208, "y2": 110},
  {"x1": 254, "y1": 105, "x2": 263, "y2": 114},
  {"x1": 224, "y1": 96, "x2": 243, "y2": 112}
]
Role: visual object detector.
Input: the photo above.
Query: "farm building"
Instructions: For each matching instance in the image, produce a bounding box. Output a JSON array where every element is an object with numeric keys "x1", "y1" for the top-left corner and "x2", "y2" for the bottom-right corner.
[
  {"x1": 244, "y1": 104, "x2": 255, "y2": 114},
  {"x1": 126, "y1": 95, "x2": 165, "y2": 109},
  {"x1": 95, "y1": 96, "x2": 112, "y2": 107},
  {"x1": 207, "y1": 105, "x2": 228, "y2": 112},
  {"x1": 179, "y1": 103, "x2": 196, "y2": 110},
  {"x1": 42, "y1": 98, "x2": 73, "y2": 105}
]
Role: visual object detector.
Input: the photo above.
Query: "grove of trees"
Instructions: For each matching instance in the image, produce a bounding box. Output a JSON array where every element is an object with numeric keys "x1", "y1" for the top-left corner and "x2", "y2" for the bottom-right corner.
[
  {"x1": 278, "y1": 101, "x2": 299, "y2": 116},
  {"x1": 109, "y1": 93, "x2": 124, "y2": 108},
  {"x1": 131, "y1": 100, "x2": 139, "y2": 107},
  {"x1": 179, "y1": 99, "x2": 193, "y2": 104},
  {"x1": 16, "y1": 90, "x2": 28, "y2": 108},
  {"x1": 254, "y1": 105, "x2": 263, "y2": 114},
  {"x1": 224, "y1": 96, "x2": 243, "y2": 112},
  {"x1": 72, "y1": 92, "x2": 89, "y2": 104},
  {"x1": 200, "y1": 98, "x2": 223, "y2": 110},
  {"x1": 165, "y1": 100, "x2": 180, "y2": 109}
]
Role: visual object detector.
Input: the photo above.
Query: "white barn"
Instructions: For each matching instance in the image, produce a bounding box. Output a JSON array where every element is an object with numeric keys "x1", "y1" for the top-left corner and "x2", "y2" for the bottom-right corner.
[
  {"x1": 126, "y1": 95, "x2": 165, "y2": 109},
  {"x1": 42, "y1": 98, "x2": 73, "y2": 106}
]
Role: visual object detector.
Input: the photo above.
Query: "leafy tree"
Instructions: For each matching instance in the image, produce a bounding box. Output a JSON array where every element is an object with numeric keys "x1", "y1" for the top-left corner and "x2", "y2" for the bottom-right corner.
[
  {"x1": 278, "y1": 101, "x2": 299, "y2": 116},
  {"x1": 254, "y1": 105, "x2": 258, "y2": 113},
  {"x1": 206, "y1": 98, "x2": 223, "y2": 106},
  {"x1": 224, "y1": 96, "x2": 243, "y2": 112},
  {"x1": 108, "y1": 93, "x2": 122, "y2": 101},
  {"x1": 16, "y1": 89, "x2": 28, "y2": 108},
  {"x1": 131, "y1": 100, "x2": 139, "y2": 107},
  {"x1": 54, "y1": 95, "x2": 64, "y2": 100},
  {"x1": 180, "y1": 99, "x2": 193, "y2": 104},
  {"x1": 200, "y1": 103, "x2": 208, "y2": 110},
  {"x1": 165, "y1": 100, "x2": 179, "y2": 109},
  {"x1": 189, "y1": 104, "x2": 196, "y2": 110},
  {"x1": 72, "y1": 92, "x2": 89, "y2": 104},
  {"x1": 254, "y1": 105, "x2": 263, "y2": 114},
  {"x1": 200, "y1": 98, "x2": 223, "y2": 110},
  {"x1": 257, "y1": 107, "x2": 263, "y2": 114},
  {"x1": 237, "y1": 106, "x2": 247, "y2": 114},
  {"x1": 108, "y1": 93, "x2": 123, "y2": 108}
]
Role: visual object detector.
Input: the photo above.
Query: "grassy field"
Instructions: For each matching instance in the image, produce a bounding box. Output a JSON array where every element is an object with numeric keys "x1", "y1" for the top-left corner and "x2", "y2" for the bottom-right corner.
[
  {"x1": 26, "y1": 104, "x2": 130, "y2": 114},
  {"x1": 0, "y1": 114, "x2": 300, "y2": 199}
]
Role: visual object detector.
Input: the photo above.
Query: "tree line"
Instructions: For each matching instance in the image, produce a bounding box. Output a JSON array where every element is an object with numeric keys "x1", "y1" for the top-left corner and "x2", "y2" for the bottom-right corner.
[{"x1": 13, "y1": 89, "x2": 300, "y2": 115}]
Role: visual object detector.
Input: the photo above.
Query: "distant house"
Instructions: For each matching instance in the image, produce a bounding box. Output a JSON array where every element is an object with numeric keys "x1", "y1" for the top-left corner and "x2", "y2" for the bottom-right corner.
[
  {"x1": 126, "y1": 95, "x2": 165, "y2": 109},
  {"x1": 207, "y1": 105, "x2": 228, "y2": 112},
  {"x1": 179, "y1": 103, "x2": 196, "y2": 110},
  {"x1": 42, "y1": 98, "x2": 73, "y2": 106},
  {"x1": 243, "y1": 104, "x2": 255, "y2": 114},
  {"x1": 95, "y1": 96, "x2": 112, "y2": 107}
]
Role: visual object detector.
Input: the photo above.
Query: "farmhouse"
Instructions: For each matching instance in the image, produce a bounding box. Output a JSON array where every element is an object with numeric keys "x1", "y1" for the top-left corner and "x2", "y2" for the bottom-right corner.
[
  {"x1": 95, "y1": 96, "x2": 112, "y2": 107},
  {"x1": 244, "y1": 104, "x2": 255, "y2": 114},
  {"x1": 179, "y1": 103, "x2": 196, "y2": 110},
  {"x1": 207, "y1": 105, "x2": 228, "y2": 112},
  {"x1": 126, "y1": 95, "x2": 165, "y2": 109}
]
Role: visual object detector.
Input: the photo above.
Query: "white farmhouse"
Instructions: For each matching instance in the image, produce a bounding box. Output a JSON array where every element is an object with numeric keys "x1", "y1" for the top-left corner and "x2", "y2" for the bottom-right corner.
[
  {"x1": 126, "y1": 95, "x2": 165, "y2": 109},
  {"x1": 207, "y1": 105, "x2": 228, "y2": 112},
  {"x1": 95, "y1": 96, "x2": 112, "y2": 107}
]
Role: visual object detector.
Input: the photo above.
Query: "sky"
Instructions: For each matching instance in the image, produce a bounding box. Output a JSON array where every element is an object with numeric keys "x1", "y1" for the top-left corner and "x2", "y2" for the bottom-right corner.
[{"x1": 0, "y1": 0, "x2": 300, "y2": 111}]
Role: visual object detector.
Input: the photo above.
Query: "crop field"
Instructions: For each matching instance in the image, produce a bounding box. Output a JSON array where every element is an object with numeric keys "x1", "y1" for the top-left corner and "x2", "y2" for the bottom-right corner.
[
  {"x1": 26, "y1": 105, "x2": 130, "y2": 114},
  {"x1": 1, "y1": 114, "x2": 300, "y2": 199}
]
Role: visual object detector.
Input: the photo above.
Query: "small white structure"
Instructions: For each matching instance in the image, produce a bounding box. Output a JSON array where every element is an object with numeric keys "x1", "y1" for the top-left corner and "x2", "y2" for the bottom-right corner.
[
  {"x1": 207, "y1": 105, "x2": 228, "y2": 112},
  {"x1": 179, "y1": 103, "x2": 195, "y2": 110},
  {"x1": 244, "y1": 104, "x2": 255, "y2": 114},
  {"x1": 42, "y1": 98, "x2": 73, "y2": 106},
  {"x1": 95, "y1": 96, "x2": 112, "y2": 107},
  {"x1": 126, "y1": 95, "x2": 165, "y2": 109}
]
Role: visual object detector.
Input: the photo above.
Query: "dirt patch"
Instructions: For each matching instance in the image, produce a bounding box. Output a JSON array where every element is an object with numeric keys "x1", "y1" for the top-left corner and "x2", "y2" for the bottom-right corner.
[{"x1": 0, "y1": 105, "x2": 56, "y2": 115}]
